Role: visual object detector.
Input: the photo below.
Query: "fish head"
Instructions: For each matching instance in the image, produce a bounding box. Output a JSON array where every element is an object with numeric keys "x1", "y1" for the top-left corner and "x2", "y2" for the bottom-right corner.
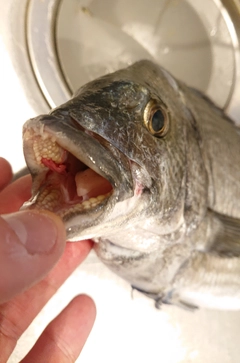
[{"x1": 22, "y1": 60, "x2": 192, "y2": 241}]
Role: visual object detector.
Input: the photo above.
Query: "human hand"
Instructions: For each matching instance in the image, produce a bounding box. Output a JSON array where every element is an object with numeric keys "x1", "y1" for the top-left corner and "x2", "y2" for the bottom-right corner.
[{"x1": 0, "y1": 157, "x2": 96, "y2": 362}]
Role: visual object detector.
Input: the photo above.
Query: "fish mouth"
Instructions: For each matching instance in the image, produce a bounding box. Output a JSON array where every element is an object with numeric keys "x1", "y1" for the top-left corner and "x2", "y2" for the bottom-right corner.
[{"x1": 22, "y1": 114, "x2": 133, "y2": 239}]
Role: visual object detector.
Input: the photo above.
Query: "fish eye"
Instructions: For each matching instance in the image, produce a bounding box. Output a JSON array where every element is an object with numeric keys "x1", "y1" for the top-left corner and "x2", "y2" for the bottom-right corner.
[{"x1": 144, "y1": 100, "x2": 169, "y2": 137}]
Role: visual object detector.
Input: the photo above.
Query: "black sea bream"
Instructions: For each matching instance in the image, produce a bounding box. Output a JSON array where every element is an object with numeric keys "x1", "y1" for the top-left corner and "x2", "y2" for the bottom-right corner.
[{"x1": 22, "y1": 60, "x2": 240, "y2": 310}]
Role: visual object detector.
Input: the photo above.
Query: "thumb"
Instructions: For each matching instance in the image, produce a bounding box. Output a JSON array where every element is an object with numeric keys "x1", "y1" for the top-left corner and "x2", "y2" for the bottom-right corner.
[{"x1": 0, "y1": 210, "x2": 66, "y2": 303}]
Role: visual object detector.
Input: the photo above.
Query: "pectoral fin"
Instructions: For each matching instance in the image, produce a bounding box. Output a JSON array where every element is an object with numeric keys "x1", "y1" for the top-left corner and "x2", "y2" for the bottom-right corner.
[
  {"x1": 166, "y1": 212, "x2": 240, "y2": 310},
  {"x1": 209, "y1": 212, "x2": 240, "y2": 256}
]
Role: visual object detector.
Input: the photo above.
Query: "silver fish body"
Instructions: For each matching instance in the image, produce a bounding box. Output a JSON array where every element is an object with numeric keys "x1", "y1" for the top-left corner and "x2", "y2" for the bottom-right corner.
[{"x1": 22, "y1": 60, "x2": 240, "y2": 310}]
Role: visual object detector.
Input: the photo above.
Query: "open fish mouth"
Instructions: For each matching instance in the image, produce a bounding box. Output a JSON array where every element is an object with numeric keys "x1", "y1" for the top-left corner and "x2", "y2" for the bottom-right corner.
[
  {"x1": 22, "y1": 114, "x2": 133, "y2": 229},
  {"x1": 23, "y1": 128, "x2": 113, "y2": 218}
]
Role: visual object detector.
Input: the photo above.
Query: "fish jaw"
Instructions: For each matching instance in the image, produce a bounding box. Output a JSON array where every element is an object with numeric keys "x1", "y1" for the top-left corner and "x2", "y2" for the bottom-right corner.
[{"x1": 22, "y1": 114, "x2": 151, "y2": 240}]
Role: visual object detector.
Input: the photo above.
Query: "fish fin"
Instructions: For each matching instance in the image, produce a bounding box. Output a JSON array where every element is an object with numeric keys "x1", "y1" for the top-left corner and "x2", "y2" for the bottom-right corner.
[
  {"x1": 132, "y1": 285, "x2": 198, "y2": 310},
  {"x1": 165, "y1": 213, "x2": 240, "y2": 309},
  {"x1": 209, "y1": 212, "x2": 240, "y2": 256},
  {"x1": 131, "y1": 285, "x2": 162, "y2": 303},
  {"x1": 169, "y1": 250, "x2": 240, "y2": 310},
  {"x1": 131, "y1": 285, "x2": 167, "y2": 309},
  {"x1": 159, "y1": 290, "x2": 198, "y2": 311}
]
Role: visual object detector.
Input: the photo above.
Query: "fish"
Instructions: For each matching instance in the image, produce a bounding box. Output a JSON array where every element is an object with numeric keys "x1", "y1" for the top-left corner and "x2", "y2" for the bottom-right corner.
[{"x1": 22, "y1": 60, "x2": 240, "y2": 310}]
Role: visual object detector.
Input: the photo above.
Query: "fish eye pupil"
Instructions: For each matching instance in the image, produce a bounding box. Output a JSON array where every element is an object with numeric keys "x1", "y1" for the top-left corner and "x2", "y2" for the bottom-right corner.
[{"x1": 151, "y1": 109, "x2": 165, "y2": 132}]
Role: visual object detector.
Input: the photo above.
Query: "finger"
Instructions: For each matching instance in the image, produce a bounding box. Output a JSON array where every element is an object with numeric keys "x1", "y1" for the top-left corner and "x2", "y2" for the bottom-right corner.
[
  {"x1": 0, "y1": 158, "x2": 12, "y2": 191},
  {"x1": 0, "y1": 210, "x2": 66, "y2": 303},
  {"x1": 21, "y1": 295, "x2": 96, "y2": 363},
  {"x1": 0, "y1": 175, "x2": 32, "y2": 213},
  {"x1": 0, "y1": 240, "x2": 92, "y2": 363}
]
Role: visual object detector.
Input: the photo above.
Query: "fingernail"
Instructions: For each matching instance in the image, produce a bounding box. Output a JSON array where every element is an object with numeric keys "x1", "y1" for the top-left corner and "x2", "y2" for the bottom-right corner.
[{"x1": 2, "y1": 210, "x2": 63, "y2": 254}]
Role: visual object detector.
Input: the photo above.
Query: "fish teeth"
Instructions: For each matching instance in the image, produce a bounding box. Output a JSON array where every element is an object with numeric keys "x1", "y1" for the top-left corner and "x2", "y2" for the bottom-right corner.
[
  {"x1": 58, "y1": 192, "x2": 111, "y2": 218},
  {"x1": 32, "y1": 135, "x2": 66, "y2": 166},
  {"x1": 33, "y1": 188, "x2": 111, "y2": 217},
  {"x1": 24, "y1": 128, "x2": 66, "y2": 166},
  {"x1": 34, "y1": 188, "x2": 61, "y2": 210}
]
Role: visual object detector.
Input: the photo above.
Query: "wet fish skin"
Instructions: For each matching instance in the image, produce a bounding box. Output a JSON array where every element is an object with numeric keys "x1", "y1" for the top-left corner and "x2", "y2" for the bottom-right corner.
[{"x1": 23, "y1": 60, "x2": 240, "y2": 310}]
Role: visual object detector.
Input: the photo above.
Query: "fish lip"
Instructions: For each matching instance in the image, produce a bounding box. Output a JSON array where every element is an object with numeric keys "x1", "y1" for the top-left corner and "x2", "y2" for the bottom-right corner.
[{"x1": 23, "y1": 113, "x2": 134, "y2": 225}]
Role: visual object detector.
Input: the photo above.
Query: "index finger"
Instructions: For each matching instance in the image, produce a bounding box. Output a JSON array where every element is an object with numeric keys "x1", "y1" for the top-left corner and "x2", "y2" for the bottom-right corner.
[{"x1": 0, "y1": 175, "x2": 32, "y2": 213}]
